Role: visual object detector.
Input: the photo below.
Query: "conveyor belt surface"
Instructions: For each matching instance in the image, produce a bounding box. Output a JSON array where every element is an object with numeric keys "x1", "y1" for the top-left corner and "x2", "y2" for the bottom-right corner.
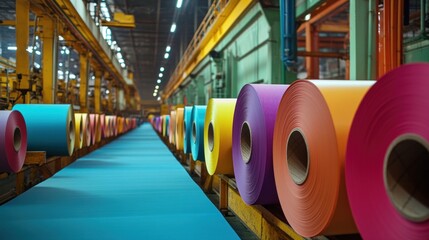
[{"x1": 0, "y1": 123, "x2": 239, "y2": 240}]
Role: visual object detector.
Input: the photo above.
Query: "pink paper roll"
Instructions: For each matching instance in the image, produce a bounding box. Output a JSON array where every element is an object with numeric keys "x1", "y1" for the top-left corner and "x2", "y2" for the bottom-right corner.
[
  {"x1": 0, "y1": 111, "x2": 27, "y2": 173},
  {"x1": 346, "y1": 63, "x2": 429, "y2": 239}
]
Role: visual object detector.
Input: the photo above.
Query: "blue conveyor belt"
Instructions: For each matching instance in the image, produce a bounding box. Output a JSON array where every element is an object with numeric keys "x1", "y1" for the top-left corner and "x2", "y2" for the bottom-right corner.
[{"x1": 0, "y1": 123, "x2": 239, "y2": 240}]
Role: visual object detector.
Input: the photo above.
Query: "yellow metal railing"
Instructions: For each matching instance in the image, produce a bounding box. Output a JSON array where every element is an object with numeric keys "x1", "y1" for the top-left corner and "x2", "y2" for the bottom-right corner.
[{"x1": 163, "y1": 0, "x2": 256, "y2": 99}]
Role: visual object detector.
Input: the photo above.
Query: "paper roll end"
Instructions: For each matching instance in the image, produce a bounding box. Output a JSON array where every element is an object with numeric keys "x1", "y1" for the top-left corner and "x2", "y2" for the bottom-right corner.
[
  {"x1": 287, "y1": 129, "x2": 309, "y2": 185},
  {"x1": 385, "y1": 135, "x2": 429, "y2": 222},
  {"x1": 208, "y1": 122, "x2": 214, "y2": 152},
  {"x1": 240, "y1": 121, "x2": 252, "y2": 164}
]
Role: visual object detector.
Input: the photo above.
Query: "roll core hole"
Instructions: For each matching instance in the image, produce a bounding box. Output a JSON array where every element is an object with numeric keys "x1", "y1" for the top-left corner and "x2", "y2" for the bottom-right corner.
[
  {"x1": 184, "y1": 122, "x2": 187, "y2": 138},
  {"x1": 208, "y1": 122, "x2": 214, "y2": 152},
  {"x1": 69, "y1": 121, "x2": 75, "y2": 142},
  {"x1": 79, "y1": 119, "x2": 83, "y2": 140},
  {"x1": 13, "y1": 128, "x2": 22, "y2": 152},
  {"x1": 287, "y1": 130, "x2": 309, "y2": 185},
  {"x1": 385, "y1": 137, "x2": 429, "y2": 222},
  {"x1": 240, "y1": 121, "x2": 252, "y2": 164},
  {"x1": 192, "y1": 122, "x2": 197, "y2": 143}
]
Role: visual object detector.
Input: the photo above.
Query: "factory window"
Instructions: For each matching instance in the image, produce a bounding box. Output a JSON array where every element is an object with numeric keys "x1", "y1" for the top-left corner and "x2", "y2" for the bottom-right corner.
[{"x1": 403, "y1": 0, "x2": 429, "y2": 41}]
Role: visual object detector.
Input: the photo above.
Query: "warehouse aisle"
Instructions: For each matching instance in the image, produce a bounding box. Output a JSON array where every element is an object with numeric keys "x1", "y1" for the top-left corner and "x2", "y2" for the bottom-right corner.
[{"x1": 0, "y1": 123, "x2": 239, "y2": 240}]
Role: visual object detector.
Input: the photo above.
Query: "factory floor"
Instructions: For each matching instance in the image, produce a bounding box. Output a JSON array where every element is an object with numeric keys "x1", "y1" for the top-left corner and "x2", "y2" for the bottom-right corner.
[{"x1": 0, "y1": 123, "x2": 249, "y2": 239}]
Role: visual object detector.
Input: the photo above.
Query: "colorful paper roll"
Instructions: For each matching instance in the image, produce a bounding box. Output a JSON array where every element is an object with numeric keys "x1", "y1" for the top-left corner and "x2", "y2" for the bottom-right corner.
[
  {"x1": 13, "y1": 104, "x2": 75, "y2": 156},
  {"x1": 100, "y1": 114, "x2": 108, "y2": 139},
  {"x1": 0, "y1": 110, "x2": 27, "y2": 173},
  {"x1": 95, "y1": 113, "x2": 104, "y2": 143},
  {"x1": 163, "y1": 115, "x2": 170, "y2": 137},
  {"x1": 89, "y1": 114, "x2": 98, "y2": 145},
  {"x1": 232, "y1": 84, "x2": 288, "y2": 205},
  {"x1": 175, "y1": 108, "x2": 185, "y2": 150},
  {"x1": 273, "y1": 80, "x2": 374, "y2": 237},
  {"x1": 183, "y1": 107, "x2": 193, "y2": 154},
  {"x1": 74, "y1": 113, "x2": 84, "y2": 150},
  {"x1": 190, "y1": 106, "x2": 206, "y2": 161},
  {"x1": 204, "y1": 99, "x2": 236, "y2": 175},
  {"x1": 79, "y1": 113, "x2": 91, "y2": 147},
  {"x1": 346, "y1": 63, "x2": 429, "y2": 239},
  {"x1": 169, "y1": 111, "x2": 176, "y2": 145}
]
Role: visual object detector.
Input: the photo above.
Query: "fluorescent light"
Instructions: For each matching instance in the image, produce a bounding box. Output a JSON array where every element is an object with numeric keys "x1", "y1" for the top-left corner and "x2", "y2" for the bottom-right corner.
[
  {"x1": 34, "y1": 62, "x2": 40, "y2": 68},
  {"x1": 160, "y1": 67, "x2": 165, "y2": 72},
  {"x1": 170, "y1": 23, "x2": 176, "y2": 33},
  {"x1": 118, "y1": 59, "x2": 125, "y2": 63},
  {"x1": 166, "y1": 46, "x2": 171, "y2": 52},
  {"x1": 61, "y1": 50, "x2": 65, "y2": 54},
  {"x1": 7, "y1": 46, "x2": 17, "y2": 51},
  {"x1": 59, "y1": 35, "x2": 64, "y2": 41},
  {"x1": 305, "y1": 13, "x2": 311, "y2": 21},
  {"x1": 35, "y1": 50, "x2": 41, "y2": 55},
  {"x1": 58, "y1": 70, "x2": 64, "y2": 75},
  {"x1": 164, "y1": 53, "x2": 169, "y2": 59},
  {"x1": 106, "y1": 89, "x2": 110, "y2": 94},
  {"x1": 26, "y1": 47, "x2": 33, "y2": 53},
  {"x1": 157, "y1": 96, "x2": 161, "y2": 101},
  {"x1": 159, "y1": 73, "x2": 163, "y2": 78},
  {"x1": 154, "y1": 89, "x2": 158, "y2": 93},
  {"x1": 176, "y1": 0, "x2": 183, "y2": 8},
  {"x1": 121, "y1": 63, "x2": 126, "y2": 68},
  {"x1": 155, "y1": 85, "x2": 159, "y2": 89},
  {"x1": 157, "y1": 79, "x2": 161, "y2": 83},
  {"x1": 117, "y1": 47, "x2": 121, "y2": 52},
  {"x1": 59, "y1": 63, "x2": 63, "y2": 67},
  {"x1": 116, "y1": 52, "x2": 123, "y2": 59},
  {"x1": 65, "y1": 49, "x2": 70, "y2": 55},
  {"x1": 153, "y1": 93, "x2": 157, "y2": 97},
  {"x1": 70, "y1": 73, "x2": 76, "y2": 79}
]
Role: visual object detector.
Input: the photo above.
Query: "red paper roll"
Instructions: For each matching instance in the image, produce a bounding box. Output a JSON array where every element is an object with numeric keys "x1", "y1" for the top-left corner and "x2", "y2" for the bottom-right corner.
[
  {"x1": 0, "y1": 111, "x2": 27, "y2": 173},
  {"x1": 346, "y1": 63, "x2": 429, "y2": 239}
]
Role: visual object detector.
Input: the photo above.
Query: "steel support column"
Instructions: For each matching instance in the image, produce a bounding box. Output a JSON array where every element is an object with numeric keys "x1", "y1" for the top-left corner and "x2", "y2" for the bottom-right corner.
[
  {"x1": 40, "y1": 15, "x2": 58, "y2": 103},
  {"x1": 16, "y1": 0, "x2": 30, "y2": 103},
  {"x1": 79, "y1": 53, "x2": 90, "y2": 112}
]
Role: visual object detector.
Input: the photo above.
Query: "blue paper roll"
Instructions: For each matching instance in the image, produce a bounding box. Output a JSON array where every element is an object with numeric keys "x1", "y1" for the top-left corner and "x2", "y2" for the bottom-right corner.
[
  {"x1": 12, "y1": 104, "x2": 75, "y2": 156},
  {"x1": 190, "y1": 105, "x2": 206, "y2": 161},
  {"x1": 183, "y1": 106, "x2": 193, "y2": 154}
]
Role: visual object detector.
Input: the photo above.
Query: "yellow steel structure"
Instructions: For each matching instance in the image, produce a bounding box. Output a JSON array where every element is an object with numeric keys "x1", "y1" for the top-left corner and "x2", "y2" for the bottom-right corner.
[
  {"x1": 163, "y1": 0, "x2": 256, "y2": 99},
  {"x1": 79, "y1": 53, "x2": 89, "y2": 112},
  {"x1": 40, "y1": 15, "x2": 57, "y2": 104},
  {"x1": 94, "y1": 70, "x2": 102, "y2": 113},
  {"x1": 101, "y1": 12, "x2": 136, "y2": 29},
  {"x1": 46, "y1": 0, "x2": 138, "y2": 94},
  {"x1": 15, "y1": 0, "x2": 30, "y2": 103}
]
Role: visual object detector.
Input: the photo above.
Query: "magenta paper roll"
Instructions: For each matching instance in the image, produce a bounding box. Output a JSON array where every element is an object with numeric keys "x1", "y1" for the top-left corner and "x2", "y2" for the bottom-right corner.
[
  {"x1": 0, "y1": 111, "x2": 27, "y2": 173},
  {"x1": 346, "y1": 63, "x2": 429, "y2": 240},
  {"x1": 232, "y1": 84, "x2": 288, "y2": 205}
]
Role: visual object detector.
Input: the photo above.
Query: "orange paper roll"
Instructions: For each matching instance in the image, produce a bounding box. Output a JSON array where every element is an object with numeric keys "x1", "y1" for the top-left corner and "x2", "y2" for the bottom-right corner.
[
  {"x1": 273, "y1": 80, "x2": 374, "y2": 237},
  {"x1": 175, "y1": 108, "x2": 184, "y2": 150},
  {"x1": 204, "y1": 98, "x2": 236, "y2": 175},
  {"x1": 169, "y1": 111, "x2": 177, "y2": 145}
]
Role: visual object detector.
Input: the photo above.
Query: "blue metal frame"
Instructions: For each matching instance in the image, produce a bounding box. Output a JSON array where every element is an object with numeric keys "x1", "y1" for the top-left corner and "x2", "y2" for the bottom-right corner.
[{"x1": 280, "y1": 0, "x2": 297, "y2": 71}]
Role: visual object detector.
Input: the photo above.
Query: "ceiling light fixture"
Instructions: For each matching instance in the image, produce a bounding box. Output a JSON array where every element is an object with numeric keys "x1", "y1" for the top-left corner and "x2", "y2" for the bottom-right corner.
[
  {"x1": 157, "y1": 79, "x2": 161, "y2": 83},
  {"x1": 160, "y1": 67, "x2": 165, "y2": 72},
  {"x1": 176, "y1": 0, "x2": 183, "y2": 8},
  {"x1": 159, "y1": 73, "x2": 163, "y2": 78},
  {"x1": 164, "y1": 53, "x2": 169, "y2": 59},
  {"x1": 166, "y1": 46, "x2": 171, "y2": 52},
  {"x1": 170, "y1": 23, "x2": 176, "y2": 33}
]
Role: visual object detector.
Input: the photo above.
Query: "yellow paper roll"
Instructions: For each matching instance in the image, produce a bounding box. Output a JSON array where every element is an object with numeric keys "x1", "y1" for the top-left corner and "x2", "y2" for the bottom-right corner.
[
  {"x1": 175, "y1": 108, "x2": 184, "y2": 150},
  {"x1": 204, "y1": 98, "x2": 236, "y2": 175},
  {"x1": 74, "y1": 113, "x2": 83, "y2": 150}
]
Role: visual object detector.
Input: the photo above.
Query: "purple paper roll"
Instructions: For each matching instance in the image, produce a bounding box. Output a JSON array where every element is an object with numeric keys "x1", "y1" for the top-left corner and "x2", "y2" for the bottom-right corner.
[
  {"x1": 0, "y1": 110, "x2": 27, "y2": 173},
  {"x1": 232, "y1": 84, "x2": 288, "y2": 205}
]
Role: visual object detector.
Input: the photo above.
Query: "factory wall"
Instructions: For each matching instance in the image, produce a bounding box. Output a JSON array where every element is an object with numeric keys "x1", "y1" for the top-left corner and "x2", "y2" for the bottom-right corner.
[{"x1": 169, "y1": 3, "x2": 294, "y2": 105}]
